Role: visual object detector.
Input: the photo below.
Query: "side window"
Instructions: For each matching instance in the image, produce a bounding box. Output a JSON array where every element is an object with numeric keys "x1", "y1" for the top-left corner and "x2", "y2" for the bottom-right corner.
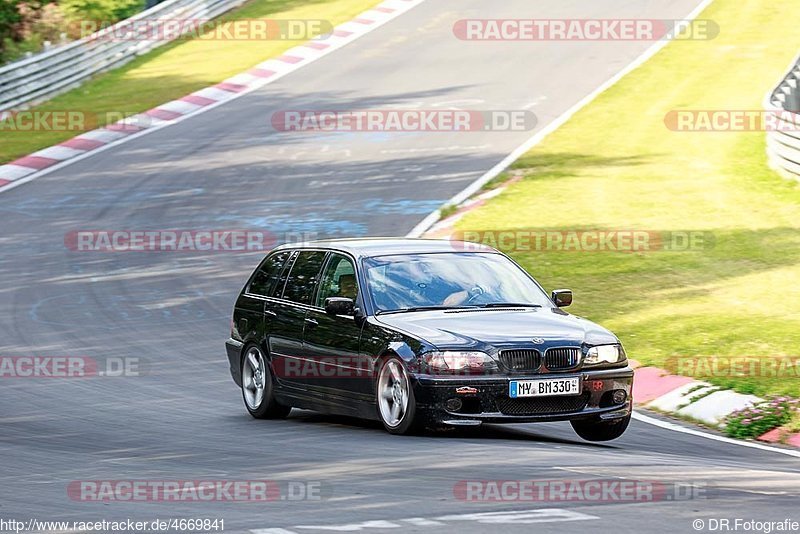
[
  {"x1": 270, "y1": 251, "x2": 297, "y2": 298},
  {"x1": 248, "y1": 251, "x2": 291, "y2": 296},
  {"x1": 282, "y1": 251, "x2": 327, "y2": 304},
  {"x1": 316, "y1": 254, "x2": 358, "y2": 307}
]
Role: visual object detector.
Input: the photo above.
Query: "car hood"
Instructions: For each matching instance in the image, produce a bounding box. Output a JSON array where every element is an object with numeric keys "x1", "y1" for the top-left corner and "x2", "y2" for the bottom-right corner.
[{"x1": 374, "y1": 307, "x2": 618, "y2": 351}]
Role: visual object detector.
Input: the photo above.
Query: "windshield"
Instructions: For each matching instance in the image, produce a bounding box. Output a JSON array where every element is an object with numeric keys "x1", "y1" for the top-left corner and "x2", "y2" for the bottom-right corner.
[{"x1": 362, "y1": 252, "x2": 553, "y2": 313}]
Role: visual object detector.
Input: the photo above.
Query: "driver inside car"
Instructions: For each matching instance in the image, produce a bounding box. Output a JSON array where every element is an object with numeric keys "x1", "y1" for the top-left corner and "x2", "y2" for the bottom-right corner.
[
  {"x1": 442, "y1": 285, "x2": 485, "y2": 306},
  {"x1": 338, "y1": 273, "x2": 357, "y2": 300}
]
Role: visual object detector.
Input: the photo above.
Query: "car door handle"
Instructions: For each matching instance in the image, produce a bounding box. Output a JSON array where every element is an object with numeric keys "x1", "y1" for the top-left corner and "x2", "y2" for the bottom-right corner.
[
  {"x1": 264, "y1": 309, "x2": 277, "y2": 318},
  {"x1": 304, "y1": 318, "x2": 318, "y2": 328}
]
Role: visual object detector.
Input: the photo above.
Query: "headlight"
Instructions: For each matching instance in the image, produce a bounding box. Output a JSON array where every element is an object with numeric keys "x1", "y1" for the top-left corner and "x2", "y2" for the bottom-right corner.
[
  {"x1": 423, "y1": 351, "x2": 498, "y2": 375},
  {"x1": 585, "y1": 344, "x2": 625, "y2": 365}
]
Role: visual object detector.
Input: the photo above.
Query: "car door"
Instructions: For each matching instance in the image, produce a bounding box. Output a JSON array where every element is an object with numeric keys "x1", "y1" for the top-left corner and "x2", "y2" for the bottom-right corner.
[
  {"x1": 268, "y1": 249, "x2": 328, "y2": 390},
  {"x1": 302, "y1": 252, "x2": 370, "y2": 400}
]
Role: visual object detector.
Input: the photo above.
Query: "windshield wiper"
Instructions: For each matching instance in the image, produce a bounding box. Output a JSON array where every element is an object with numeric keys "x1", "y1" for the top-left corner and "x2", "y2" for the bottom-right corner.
[
  {"x1": 478, "y1": 302, "x2": 543, "y2": 308},
  {"x1": 376, "y1": 305, "x2": 476, "y2": 315}
]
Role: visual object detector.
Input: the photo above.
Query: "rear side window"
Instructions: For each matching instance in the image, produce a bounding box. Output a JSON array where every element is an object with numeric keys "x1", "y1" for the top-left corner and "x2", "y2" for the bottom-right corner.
[
  {"x1": 271, "y1": 251, "x2": 297, "y2": 298},
  {"x1": 248, "y1": 251, "x2": 291, "y2": 296},
  {"x1": 282, "y1": 251, "x2": 327, "y2": 304}
]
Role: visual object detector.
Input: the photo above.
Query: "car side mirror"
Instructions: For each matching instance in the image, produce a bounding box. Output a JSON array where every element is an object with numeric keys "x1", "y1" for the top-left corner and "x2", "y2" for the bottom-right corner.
[
  {"x1": 325, "y1": 297, "x2": 355, "y2": 316},
  {"x1": 353, "y1": 306, "x2": 366, "y2": 326},
  {"x1": 551, "y1": 289, "x2": 572, "y2": 307}
]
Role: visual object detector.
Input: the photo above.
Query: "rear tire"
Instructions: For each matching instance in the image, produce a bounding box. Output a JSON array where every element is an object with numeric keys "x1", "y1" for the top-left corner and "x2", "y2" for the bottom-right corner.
[
  {"x1": 571, "y1": 414, "x2": 630, "y2": 441},
  {"x1": 376, "y1": 357, "x2": 421, "y2": 435},
  {"x1": 241, "y1": 344, "x2": 291, "y2": 419}
]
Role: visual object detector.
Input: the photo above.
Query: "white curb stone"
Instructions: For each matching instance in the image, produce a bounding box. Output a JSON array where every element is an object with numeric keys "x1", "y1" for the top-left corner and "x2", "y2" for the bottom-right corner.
[
  {"x1": 193, "y1": 86, "x2": 242, "y2": 102},
  {"x1": 77, "y1": 129, "x2": 129, "y2": 143},
  {"x1": 157, "y1": 100, "x2": 203, "y2": 115},
  {"x1": 31, "y1": 145, "x2": 86, "y2": 161},
  {"x1": 677, "y1": 390, "x2": 763, "y2": 426},
  {"x1": 0, "y1": 164, "x2": 38, "y2": 180},
  {"x1": 646, "y1": 381, "x2": 714, "y2": 413}
]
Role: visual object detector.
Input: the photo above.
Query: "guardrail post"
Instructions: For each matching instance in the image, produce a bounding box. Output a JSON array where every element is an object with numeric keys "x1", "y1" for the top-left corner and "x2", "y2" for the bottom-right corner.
[{"x1": 764, "y1": 53, "x2": 800, "y2": 181}]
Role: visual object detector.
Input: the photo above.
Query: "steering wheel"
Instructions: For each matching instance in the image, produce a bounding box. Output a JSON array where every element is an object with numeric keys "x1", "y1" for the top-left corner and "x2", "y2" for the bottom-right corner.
[{"x1": 466, "y1": 285, "x2": 486, "y2": 304}]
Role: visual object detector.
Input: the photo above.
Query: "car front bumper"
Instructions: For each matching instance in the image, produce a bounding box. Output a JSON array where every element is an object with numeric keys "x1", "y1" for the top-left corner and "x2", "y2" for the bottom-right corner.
[{"x1": 411, "y1": 366, "x2": 634, "y2": 425}]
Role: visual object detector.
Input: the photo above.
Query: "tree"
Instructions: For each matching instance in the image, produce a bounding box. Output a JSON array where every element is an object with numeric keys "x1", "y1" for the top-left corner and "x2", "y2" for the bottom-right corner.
[{"x1": 0, "y1": 0, "x2": 23, "y2": 59}]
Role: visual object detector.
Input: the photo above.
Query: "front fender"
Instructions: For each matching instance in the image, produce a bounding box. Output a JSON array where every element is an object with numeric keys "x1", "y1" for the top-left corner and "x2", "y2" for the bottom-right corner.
[{"x1": 386, "y1": 340, "x2": 419, "y2": 362}]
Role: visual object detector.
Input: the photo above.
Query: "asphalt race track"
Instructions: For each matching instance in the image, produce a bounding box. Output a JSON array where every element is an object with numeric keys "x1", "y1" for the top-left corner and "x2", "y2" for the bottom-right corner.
[{"x1": 2, "y1": 1, "x2": 799, "y2": 533}]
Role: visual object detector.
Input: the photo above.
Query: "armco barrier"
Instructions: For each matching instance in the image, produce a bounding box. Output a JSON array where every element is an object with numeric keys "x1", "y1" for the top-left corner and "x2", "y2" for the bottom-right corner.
[
  {"x1": 765, "y1": 52, "x2": 800, "y2": 180},
  {"x1": 0, "y1": 0, "x2": 247, "y2": 112}
]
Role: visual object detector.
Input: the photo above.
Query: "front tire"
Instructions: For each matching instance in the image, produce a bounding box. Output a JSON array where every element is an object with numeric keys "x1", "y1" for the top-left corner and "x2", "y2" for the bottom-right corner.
[
  {"x1": 241, "y1": 344, "x2": 291, "y2": 419},
  {"x1": 571, "y1": 413, "x2": 631, "y2": 441},
  {"x1": 376, "y1": 357, "x2": 421, "y2": 435}
]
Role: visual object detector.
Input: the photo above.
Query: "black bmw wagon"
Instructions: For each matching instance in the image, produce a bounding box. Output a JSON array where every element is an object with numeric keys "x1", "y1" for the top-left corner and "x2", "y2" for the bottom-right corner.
[{"x1": 225, "y1": 238, "x2": 634, "y2": 440}]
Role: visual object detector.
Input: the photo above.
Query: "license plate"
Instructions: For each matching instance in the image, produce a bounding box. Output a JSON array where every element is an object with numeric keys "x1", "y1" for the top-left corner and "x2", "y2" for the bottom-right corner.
[{"x1": 509, "y1": 377, "x2": 581, "y2": 398}]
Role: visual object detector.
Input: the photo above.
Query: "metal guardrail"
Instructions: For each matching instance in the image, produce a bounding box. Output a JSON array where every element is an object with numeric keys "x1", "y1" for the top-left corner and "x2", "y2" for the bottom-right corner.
[
  {"x1": 765, "y1": 52, "x2": 800, "y2": 180},
  {"x1": 0, "y1": 0, "x2": 247, "y2": 111}
]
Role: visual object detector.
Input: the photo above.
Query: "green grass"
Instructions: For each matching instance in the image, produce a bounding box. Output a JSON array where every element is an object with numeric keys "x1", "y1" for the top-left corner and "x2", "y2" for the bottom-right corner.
[
  {"x1": 788, "y1": 412, "x2": 800, "y2": 433},
  {"x1": 0, "y1": 0, "x2": 379, "y2": 163},
  {"x1": 438, "y1": 204, "x2": 459, "y2": 220},
  {"x1": 453, "y1": 0, "x2": 800, "y2": 398}
]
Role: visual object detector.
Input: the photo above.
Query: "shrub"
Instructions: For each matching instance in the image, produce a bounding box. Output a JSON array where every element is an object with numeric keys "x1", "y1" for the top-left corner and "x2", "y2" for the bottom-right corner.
[
  {"x1": 1, "y1": 1, "x2": 71, "y2": 62},
  {"x1": 1, "y1": 0, "x2": 146, "y2": 64},
  {"x1": 32, "y1": 2, "x2": 70, "y2": 41},
  {"x1": 0, "y1": 0, "x2": 24, "y2": 60},
  {"x1": 723, "y1": 397, "x2": 800, "y2": 439},
  {"x1": 60, "y1": 0, "x2": 144, "y2": 26}
]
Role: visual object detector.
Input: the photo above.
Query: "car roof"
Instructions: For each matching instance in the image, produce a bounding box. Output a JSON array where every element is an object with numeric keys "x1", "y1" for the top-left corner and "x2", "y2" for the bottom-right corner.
[{"x1": 272, "y1": 237, "x2": 498, "y2": 258}]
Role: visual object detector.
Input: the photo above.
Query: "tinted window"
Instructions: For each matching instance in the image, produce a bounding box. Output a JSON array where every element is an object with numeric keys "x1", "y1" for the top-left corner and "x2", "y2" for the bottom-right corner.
[
  {"x1": 271, "y1": 251, "x2": 297, "y2": 297},
  {"x1": 282, "y1": 251, "x2": 327, "y2": 304},
  {"x1": 316, "y1": 253, "x2": 358, "y2": 307},
  {"x1": 248, "y1": 251, "x2": 290, "y2": 296}
]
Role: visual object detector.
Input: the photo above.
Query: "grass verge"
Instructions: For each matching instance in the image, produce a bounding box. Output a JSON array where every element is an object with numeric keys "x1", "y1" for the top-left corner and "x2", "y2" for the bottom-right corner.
[
  {"x1": 0, "y1": 0, "x2": 379, "y2": 163},
  {"x1": 453, "y1": 0, "x2": 800, "y2": 397}
]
